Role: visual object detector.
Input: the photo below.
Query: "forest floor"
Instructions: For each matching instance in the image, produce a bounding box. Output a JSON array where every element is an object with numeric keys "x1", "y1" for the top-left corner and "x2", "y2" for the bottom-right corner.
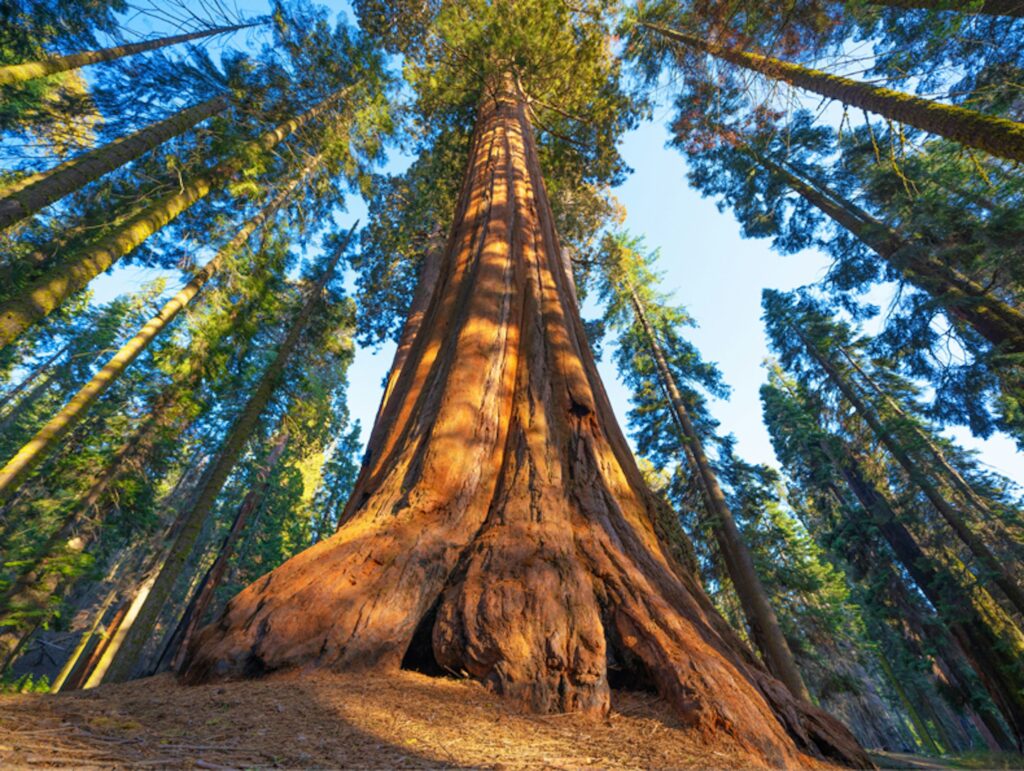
[{"x1": 0, "y1": 669, "x2": 830, "y2": 769}]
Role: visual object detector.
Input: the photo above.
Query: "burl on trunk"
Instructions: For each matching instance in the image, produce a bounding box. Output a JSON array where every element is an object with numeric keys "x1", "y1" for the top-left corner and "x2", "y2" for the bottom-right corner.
[{"x1": 182, "y1": 82, "x2": 870, "y2": 768}]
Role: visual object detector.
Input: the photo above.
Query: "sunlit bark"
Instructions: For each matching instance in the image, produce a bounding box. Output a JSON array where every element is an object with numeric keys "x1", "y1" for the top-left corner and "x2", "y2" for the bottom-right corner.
[
  {"x1": 0, "y1": 157, "x2": 319, "y2": 501},
  {"x1": 182, "y1": 80, "x2": 869, "y2": 768},
  {"x1": 0, "y1": 24, "x2": 254, "y2": 87},
  {"x1": 0, "y1": 95, "x2": 228, "y2": 231},
  {"x1": 102, "y1": 231, "x2": 351, "y2": 683}
]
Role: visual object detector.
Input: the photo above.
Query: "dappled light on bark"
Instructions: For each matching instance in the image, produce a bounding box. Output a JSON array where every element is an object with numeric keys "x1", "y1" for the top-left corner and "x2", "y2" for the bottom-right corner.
[{"x1": 182, "y1": 81, "x2": 869, "y2": 768}]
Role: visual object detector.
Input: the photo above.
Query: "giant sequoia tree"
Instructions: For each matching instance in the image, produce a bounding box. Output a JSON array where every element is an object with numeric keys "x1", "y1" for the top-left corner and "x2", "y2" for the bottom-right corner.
[{"x1": 180, "y1": 5, "x2": 867, "y2": 765}]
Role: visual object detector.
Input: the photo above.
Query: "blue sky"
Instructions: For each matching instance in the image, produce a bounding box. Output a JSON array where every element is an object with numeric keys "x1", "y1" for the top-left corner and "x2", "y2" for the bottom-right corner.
[{"x1": 89, "y1": 2, "x2": 1024, "y2": 485}]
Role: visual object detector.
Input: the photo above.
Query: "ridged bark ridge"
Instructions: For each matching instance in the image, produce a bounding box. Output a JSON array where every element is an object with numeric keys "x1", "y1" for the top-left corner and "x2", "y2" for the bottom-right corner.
[
  {"x1": 647, "y1": 23, "x2": 1024, "y2": 163},
  {"x1": 183, "y1": 84, "x2": 869, "y2": 768}
]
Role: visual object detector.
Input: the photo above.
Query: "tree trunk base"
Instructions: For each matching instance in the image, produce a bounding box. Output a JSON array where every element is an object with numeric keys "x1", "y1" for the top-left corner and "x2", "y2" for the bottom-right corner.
[{"x1": 182, "y1": 85, "x2": 870, "y2": 769}]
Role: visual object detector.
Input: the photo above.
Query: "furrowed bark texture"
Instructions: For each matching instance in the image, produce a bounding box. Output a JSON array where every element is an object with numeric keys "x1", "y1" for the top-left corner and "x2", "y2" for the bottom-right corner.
[
  {"x1": 648, "y1": 23, "x2": 1024, "y2": 164},
  {"x1": 0, "y1": 24, "x2": 254, "y2": 87},
  {"x1": 183, "y1": 85, "x2": 870, "y2": 768},
  {"x1": 0, "y1": 95, "x2": 228, "y2": 231}
]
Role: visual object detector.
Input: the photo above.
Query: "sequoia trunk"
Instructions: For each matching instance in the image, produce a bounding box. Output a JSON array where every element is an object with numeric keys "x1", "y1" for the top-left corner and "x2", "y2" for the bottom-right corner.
[{"x1": 182, "y1": 81, "x2": 869, "y2": 768}]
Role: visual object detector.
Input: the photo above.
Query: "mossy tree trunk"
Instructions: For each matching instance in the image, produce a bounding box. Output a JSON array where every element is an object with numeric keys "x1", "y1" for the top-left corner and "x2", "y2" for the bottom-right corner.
[
  {"x1": 0, "y1": 95, "x2": 229, "y2": 231},
  {"x1": 0, "y1": 24, "x2": 255, "y2": 87},
  {"x1": 165, "y1": 429, "x2": 290, "y2": 672},
  {"x1": 755, "y1": 153, "x2": 1024, "y2": 354},
  {"x1": 182, "y1": 80, "x2": 869, "y2": 769},
  {"x1": 828, "y1": 442, "x2": 1024, "y2": 749},
  {"x1": 0, "y1": 87, "x2": 345, "y2": 350},
  {"x1": 865, "y1": 0, "x2": 1024, "y2": 17},
  {"x1": 0, "y1": 158, "x2": 318, "y2": 501},
  {"x1": 801, "y1": 330, "x2": 1024, "y2": 620},
  {"x1": 646, "y1": 23, "x2": 1024, "y2": 163}
]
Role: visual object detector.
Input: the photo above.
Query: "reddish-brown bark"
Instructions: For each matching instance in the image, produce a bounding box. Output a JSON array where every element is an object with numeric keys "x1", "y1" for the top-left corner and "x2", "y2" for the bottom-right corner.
[{"x1": 183, "y1": 82, "x2": 869, "y2": 768}]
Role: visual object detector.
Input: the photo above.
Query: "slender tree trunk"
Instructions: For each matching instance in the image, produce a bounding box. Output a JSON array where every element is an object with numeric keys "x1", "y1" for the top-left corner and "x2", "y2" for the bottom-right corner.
[
  {"x1": 816, "y1": 436, "x2": 1017, "y2": 754},
  {"x1": 0, "y1": 157, "x2": 320, "y2": 501},
  {"x1": 874, "y1": 650, "x2": 942, "y2": 755},
  {"x1": 626, "y1": 284, "x2": 811, "y2": 702},
  {"x1": 0, "y1": 367, "x2": 58, "y2": 438},
  {"x1": 0, "y1": 268, "x2": 265, "y2": 660},
  {"x1": 180, "y1": 79, "x2": 868, "y2": 768},
  {"x1": 82, "y1": 576, "x2": 156, "y2": 688},
  {"x1": 645, "y1": 22, "x2": 1024, "y2": 163},
  {"x1": 838, "y1": 344, "x2": 1023, "y2": 548},
  {"x1": 102, "y1": 228, "x2": 353, "y2": 685},
  {"x1": 801, "y1": 331, "x2": 1024, "y2": 619},
  {"x1": 49, "y1": 587, "x2": 117, "y2": 692},
  {"x1": 0, "y1": 95, "x2": 229, "y2": 231},
  {"x1": 0, "y1": 343, "x2": 68, "y2": 415},
  {"x1": 0, "y1": 87, "x2": 347, "y2": 350},
  {"x1": 64, "y1": 600, "x2": 128, "y2": 689},
  {"x1": 164, "y1": 430, "x2": 289, "y2": 672},
  {"x1": 0, "y1": 405, "x2": 164, "y2": 666},
  {"x1": 0, "y1": 24, "x2": 255, "y2": 87},
  {"x1": 755, "y1": 153, "x2": 1024, "y2": 353},
  {"x1": 933, "y1": 655, "x2": 1014, "y2": 752},
  {"x1": 830, "y1": 442, "x2": 1024, "y2": 748},
  {"x1": 866, "y1": 0, "x2": 1024, "y2": 17}
]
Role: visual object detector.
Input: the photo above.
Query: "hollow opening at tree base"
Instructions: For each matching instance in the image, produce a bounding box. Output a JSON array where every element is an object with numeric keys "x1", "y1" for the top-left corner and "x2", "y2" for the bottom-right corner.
[
  {"x1": 400, "y1": 598, "x2": 446, "y2": 678},
  {"x1": 604, "y1": 614, "x2": 659, "y2": 694}
]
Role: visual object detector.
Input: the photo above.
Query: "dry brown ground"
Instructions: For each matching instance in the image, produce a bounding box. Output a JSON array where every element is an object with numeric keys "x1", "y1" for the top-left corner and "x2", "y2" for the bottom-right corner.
[{"x1": 0, "y1": 669, "x2": 833, "y2": 769}]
